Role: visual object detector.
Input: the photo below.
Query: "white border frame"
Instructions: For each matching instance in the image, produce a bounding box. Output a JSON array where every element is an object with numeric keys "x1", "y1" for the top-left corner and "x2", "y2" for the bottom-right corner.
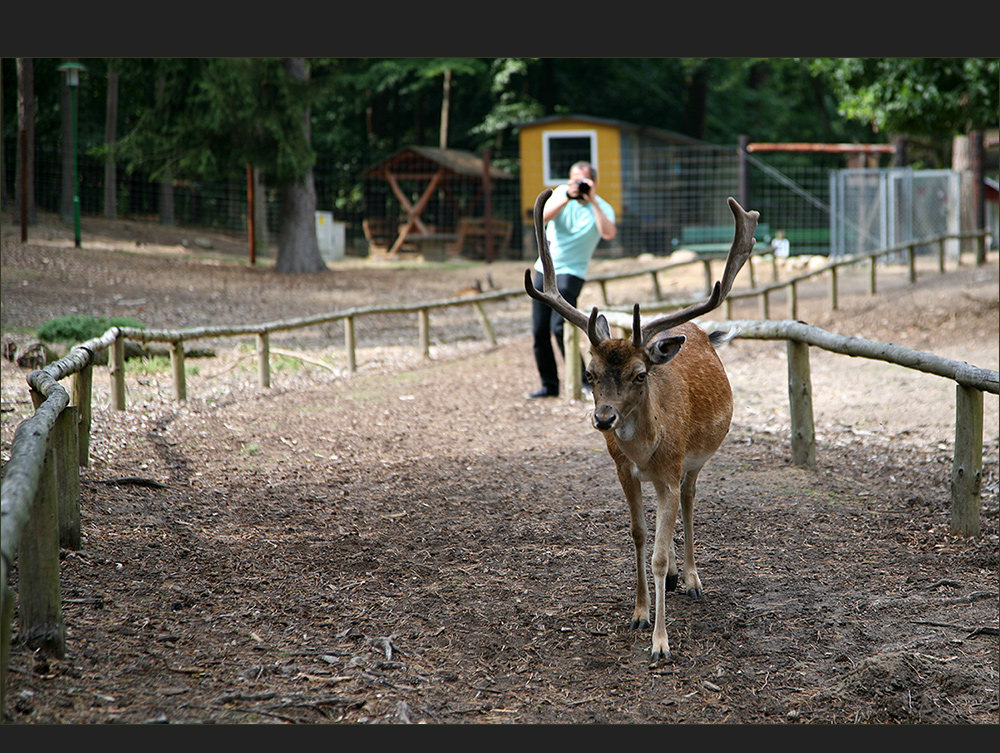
[{"x1": 542, "y1": 129, "x2": 598, "y2": 185}]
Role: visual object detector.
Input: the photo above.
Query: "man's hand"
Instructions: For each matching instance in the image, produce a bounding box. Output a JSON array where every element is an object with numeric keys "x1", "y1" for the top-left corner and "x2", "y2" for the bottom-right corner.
[{"x1": 570, "y1": 179, "x2": 593, "y2": 203}]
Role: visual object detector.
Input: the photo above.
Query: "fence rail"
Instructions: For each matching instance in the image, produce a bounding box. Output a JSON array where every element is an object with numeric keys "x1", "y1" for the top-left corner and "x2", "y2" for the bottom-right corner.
[
  {"x1": 0, "y1": 228, "x2": 993, "y2": 715},
  {"x1": 585, "y1": 313, "x2": 996, "y2": 536}
]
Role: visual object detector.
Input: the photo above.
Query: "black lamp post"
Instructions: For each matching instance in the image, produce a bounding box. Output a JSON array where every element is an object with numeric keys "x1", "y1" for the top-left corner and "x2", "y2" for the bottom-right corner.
[{"x1": 58, "y1": 62, "x2": 87, "y2": 248}]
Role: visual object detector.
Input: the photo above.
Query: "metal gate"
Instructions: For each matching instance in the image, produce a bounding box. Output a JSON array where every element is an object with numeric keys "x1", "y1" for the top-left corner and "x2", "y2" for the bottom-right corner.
[{"x1": 829, "y1": 168, "x2": 961, "y2": 260}]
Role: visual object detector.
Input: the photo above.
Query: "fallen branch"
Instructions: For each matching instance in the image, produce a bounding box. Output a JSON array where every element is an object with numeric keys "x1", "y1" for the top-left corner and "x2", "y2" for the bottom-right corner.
[
  {"x1": 203, "y1": 351, "x2": 255, "y2": 380},
  {"x1": 270, "y1": 347, "x2": 339, "y2": 373},
  {"x1": 967, "y1": 627, "x2": 999, "y2": 638}
]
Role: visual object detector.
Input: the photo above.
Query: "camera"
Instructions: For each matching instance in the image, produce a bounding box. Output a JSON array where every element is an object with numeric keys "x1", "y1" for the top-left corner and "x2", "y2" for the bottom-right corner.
[{"x1": 574, "y1": 180, "x2": 590, "y2": 200}]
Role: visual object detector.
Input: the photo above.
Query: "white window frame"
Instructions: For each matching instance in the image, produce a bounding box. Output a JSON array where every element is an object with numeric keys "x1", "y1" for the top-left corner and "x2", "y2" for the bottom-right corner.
[{"x1": 542, "y1": 129, "x2": 597, "y2": 186}]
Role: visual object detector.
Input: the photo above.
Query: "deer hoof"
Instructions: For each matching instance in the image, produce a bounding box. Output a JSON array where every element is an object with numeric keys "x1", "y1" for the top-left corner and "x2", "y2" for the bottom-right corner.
[
  {"x1": 687, "y1": 587, "x2": 703, "y2": 599},
  {"x1": 630, "y1": 618, "x2": 651, "y2": 631},
  {"x1": 649, "y1": 649, "x2": 671, "y2": 666}
]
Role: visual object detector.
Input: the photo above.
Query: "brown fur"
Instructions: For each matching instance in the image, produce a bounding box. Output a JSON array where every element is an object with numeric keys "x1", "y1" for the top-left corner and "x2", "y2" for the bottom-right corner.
[
  {"x1": 523, "y1": 189, "x2": 758, "y2": 664},
  {"x1": 586, "y1": 321, "x2": 733, "y2": 662}
]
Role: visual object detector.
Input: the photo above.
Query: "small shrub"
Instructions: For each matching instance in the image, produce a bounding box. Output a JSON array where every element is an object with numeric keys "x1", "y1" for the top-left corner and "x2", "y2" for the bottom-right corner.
[{"x1": 37, "y1": 315, "x2": 145, "y2": 344}]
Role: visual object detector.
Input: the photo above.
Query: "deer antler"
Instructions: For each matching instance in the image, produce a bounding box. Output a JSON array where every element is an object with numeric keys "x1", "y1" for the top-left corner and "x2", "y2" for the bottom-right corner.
[
  {"x1": 525, "y1": 190, "x2": 758, "y2": 349},
  {"x1": 638, "y1": 197, "x2": 758, "y2": 344},
  {"x1": 524, "y1": 189, "x2": 608, "y2": 344}
]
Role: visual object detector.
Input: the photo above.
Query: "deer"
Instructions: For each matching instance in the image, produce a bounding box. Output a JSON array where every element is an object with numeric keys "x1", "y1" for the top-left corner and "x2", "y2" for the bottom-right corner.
[
  {"x1": 524, "y1": 188, "x2": 758, "y2": 664},
  {"x1": 455, "y1": 273, "x2": 497, "y2": 299}
]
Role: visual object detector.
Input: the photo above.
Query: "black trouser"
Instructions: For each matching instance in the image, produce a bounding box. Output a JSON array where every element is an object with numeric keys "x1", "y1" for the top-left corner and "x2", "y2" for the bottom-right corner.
[{"x1": 531, "y1": 271, "x2": 586, "y2": 394}]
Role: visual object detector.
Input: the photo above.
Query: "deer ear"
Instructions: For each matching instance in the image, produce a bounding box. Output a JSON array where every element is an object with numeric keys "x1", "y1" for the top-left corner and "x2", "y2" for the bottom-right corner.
[
  {"x1": 594, "y1": 314, "x2": 611, "y2": 342},
  {"x1": 648, "y1": 334, "x2": 686, "y2": 365}
]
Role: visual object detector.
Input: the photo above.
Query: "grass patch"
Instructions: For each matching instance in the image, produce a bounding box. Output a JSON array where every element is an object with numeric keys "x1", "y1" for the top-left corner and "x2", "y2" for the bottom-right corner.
[
  {"x1": 38, "y1": 314, "x2": 145, "y2": 344},
  {"x1": 126, "y1": 354, "x2": 201, "y2": 377}
]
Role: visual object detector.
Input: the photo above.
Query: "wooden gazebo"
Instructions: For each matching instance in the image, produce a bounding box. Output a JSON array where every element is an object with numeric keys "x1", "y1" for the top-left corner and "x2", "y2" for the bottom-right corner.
[{"x1": 363, "y1": 146, "x2": 513, "y2": 259}]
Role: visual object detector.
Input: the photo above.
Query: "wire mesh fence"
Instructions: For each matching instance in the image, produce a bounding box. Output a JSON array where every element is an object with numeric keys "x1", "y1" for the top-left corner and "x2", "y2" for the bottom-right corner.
[
  {"x1": 3, "y1": 143, "x2": 983, "y2": 263},
  {"x1": 829, "y1": 168, "x2": 962, "y2": 260}
]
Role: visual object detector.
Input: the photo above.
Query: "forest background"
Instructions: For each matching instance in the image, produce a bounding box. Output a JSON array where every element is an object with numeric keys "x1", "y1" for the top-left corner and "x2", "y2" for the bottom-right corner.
[{"x1": 2, "y1": 57, "x2": 998, "y2": 273}]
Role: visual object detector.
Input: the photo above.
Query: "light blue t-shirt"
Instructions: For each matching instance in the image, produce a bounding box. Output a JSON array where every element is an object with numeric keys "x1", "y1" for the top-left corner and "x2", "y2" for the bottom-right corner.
[{"x1": 534, "y1": 185, "x2": 616, "y2": 280}]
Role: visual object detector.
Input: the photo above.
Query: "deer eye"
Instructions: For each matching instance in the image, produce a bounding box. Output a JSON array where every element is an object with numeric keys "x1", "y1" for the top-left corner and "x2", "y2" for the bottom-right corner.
[{"x1": 634, "y1": 371, "x2": 647, "y2": 384}]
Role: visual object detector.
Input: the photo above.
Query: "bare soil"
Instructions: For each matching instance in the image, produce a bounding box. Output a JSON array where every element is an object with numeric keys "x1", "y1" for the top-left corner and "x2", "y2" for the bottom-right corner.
[{"x1": 2, "y1": 213, "x2": 998, "y2": 725}]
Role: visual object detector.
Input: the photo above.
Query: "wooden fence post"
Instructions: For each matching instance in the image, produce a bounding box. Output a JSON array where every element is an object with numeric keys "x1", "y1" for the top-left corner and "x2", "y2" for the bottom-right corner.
[
  {"x1": 1, "y1": 559, "x2": 14, "y2": 712},
  {"x1": 71, "y1": 362, "x2": 92, "y2": 467},
  {"x1": 786, "y1": 340, "x2": 816, "y2": 468},
  {"x1": 950, "y1": 384, "x2": 983, "y2": 536},
  {"x1": 257, "y1": 332, "x2": 270, "y2": 388},
  {"x1": 17, "y1": 423, "x2": 67, "y2": 657},
  {"x1": 868, "y1": 257, "x2": 877, "y2": 295},
  {"x1": 908, "y1": 244, "x2": 917, "y2": 284},
  {"x1": 170, "y1": 340, "x2": 187, "y2": 402},
  {"x1": 344, "y1": 317, "x2": 356, "y2": 373},
  {"x1": 169, "y1": 341, "x2": 186, "y2": 401},
  {"x1": 563, "y1": 324, "x2": 582, "y2": 401},
  {"x1": 54, "y1": 406, "x2": 81, "y2": 551},
  {"x1": 109, "y1": 332, "x2": 126, "y2": 411},
  {"x1": 472, "y1": 301, "x2": 496, "y2": 345},
  {"x1": 787, "y1": 281, "x2": 798, "y2": 320},
  {"x1": 702, "y1": 259, "x2": 713, "y2": 296},
  {"x1": 418, "y1": 309, "x2": 430, "y2": 359},
  {"x1": 828, "y1": 266, "x2": 838, "y2": 311}
]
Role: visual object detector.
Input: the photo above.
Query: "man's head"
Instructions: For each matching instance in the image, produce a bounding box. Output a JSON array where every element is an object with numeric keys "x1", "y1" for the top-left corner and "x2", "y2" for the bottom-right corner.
[{"x1": 569, "y1": 161, "x2": 596, "y2": 183}]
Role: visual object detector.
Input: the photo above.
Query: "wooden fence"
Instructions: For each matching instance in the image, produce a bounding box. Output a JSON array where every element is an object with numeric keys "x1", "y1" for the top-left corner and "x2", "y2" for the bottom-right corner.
[{"x1": 0, "y1": 229, "x2": 994, "y2": 714}]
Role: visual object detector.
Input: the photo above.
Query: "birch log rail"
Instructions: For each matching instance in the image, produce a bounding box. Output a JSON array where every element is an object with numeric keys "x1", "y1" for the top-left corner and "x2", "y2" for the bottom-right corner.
[{"x1": 591, "y1": 313, "x2": 998, "y2": 538}]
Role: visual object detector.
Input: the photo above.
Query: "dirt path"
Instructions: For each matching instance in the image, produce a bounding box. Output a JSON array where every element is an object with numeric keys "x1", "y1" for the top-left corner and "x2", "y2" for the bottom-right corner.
[{"x1": 1, "y1": 215, "x2": 997, "y2": 724}]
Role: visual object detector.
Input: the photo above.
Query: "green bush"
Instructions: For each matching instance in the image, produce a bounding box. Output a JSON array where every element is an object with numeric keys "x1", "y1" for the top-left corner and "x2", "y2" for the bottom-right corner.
[{"x1": 37, "y1": 315, "x2": 146, "y2": 344}]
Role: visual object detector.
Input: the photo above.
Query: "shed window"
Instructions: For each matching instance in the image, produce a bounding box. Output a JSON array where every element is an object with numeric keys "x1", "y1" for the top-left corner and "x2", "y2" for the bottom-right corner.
[{"x1": 543, "y1": 130, "x2": 596, "y2": 184}]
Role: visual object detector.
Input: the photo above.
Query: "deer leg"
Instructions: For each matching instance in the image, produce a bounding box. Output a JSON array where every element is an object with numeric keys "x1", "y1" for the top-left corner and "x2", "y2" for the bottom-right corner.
[
  {"x1": 649, "y1": 479, "x2": 682, "y2": 663},
  {"x1": 617, "y1": 462, "x2": 649, "y2": 631},
  {"x1": 679, "y1": 469, "x2": 703, "y2": 598}
]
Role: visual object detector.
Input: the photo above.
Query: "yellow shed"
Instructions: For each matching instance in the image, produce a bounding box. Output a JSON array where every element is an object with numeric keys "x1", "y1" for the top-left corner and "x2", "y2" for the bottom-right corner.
[{"x1": 517, "y1": 114, "x2": 700, "y2": 252}]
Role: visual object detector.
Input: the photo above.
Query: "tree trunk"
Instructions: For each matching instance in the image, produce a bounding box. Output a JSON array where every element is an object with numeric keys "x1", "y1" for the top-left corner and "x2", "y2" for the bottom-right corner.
[
  {"x1": 681, "y1": 64, "x2": 708, "y2": 141},
  {"x1": 104, "y1": 65, "x2": 119, "y2": 219},
  {"x1": 252, "y1": 166, "x2": 269, "y2": 250},
  {"x1": 16, "y1": 58, "x2": 36, "y2": 225},
  {"x1": 156, "y1": 75, "x2": 175, "y2": 226},
  {"x1": 275, "y1": 58, "x2": 323, "y2": 274},
  {"x1": 439, "y1": 68, "x2": 451, "y2": 149},
  {"x1": 277, "y1": 175, "x2": 323, "y2": 273},
  {"x1": 60, "y1": 60, "x2": 74, "y2": 222}
]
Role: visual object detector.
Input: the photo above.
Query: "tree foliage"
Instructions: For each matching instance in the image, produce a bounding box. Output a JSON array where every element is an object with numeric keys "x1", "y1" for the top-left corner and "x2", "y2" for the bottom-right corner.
[
  {"x1": 7, "y1": 57, "x2": 994, "y2": 187},
  {"x1": 809, "y1": 58, "x2": 999, "y2": 138},
  {"x1": 115, "y1": 58, "x2": 317, "y2": 183},
  {"x1": 4, "y1": 57, "x2": 995, "y2": 272}
]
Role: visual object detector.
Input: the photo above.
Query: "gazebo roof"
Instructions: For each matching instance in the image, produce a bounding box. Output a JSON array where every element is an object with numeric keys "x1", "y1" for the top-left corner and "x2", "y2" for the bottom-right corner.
[{"x1": 365, "y1": 146, "x2": 513, "y2": 182}]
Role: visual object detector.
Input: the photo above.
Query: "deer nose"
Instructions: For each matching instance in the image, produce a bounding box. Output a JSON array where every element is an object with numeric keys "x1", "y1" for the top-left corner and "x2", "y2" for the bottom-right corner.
[{"x1": 592, "y1": 405, "x2": 619, "y2": 432}]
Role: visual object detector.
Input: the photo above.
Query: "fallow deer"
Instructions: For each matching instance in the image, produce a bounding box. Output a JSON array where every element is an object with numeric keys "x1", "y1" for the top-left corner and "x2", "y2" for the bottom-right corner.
[{"x1": 524, "y1": 189, "x2": 758, "y2": 664}]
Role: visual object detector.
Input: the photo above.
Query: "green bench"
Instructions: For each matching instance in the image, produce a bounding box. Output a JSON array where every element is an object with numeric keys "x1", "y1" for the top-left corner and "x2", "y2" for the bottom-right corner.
[
  {"x1": 673, "y1": 223, "x2": 772, "y2": 254},
  {"x1": 781, "y1": 228, "x2": 831, "y2": 256}
]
